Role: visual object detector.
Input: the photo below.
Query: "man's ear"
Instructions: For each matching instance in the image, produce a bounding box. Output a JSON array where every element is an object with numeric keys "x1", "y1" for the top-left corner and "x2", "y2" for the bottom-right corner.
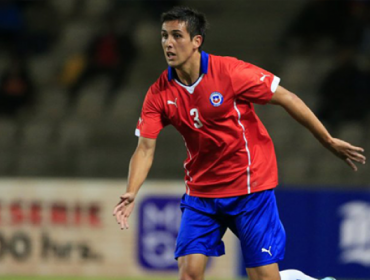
[{"x1": 193, "y1": 35, "x2": 203, "y2": 49}]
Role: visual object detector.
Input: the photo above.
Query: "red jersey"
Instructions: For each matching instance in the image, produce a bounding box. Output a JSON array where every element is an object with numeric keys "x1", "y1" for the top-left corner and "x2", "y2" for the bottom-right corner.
[{"x1": 136, "y1": 52, "x2": 280, "y2": 198}]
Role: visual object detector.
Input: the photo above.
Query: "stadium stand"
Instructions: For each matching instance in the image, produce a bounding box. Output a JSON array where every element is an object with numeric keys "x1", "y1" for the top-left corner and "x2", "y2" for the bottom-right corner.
[{"x1": 0, "y1": 0, "x2": 367, "y2": 187}]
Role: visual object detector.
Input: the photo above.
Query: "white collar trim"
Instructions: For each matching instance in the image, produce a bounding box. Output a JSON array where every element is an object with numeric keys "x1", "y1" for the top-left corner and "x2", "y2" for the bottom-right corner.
[{"x1": 174, "y1": 74, "x2": 204, "y2": 94}]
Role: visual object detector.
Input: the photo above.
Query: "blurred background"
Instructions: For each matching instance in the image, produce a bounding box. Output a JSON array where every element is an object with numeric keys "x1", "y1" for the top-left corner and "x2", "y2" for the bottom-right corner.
[
  {"x1": 0, "y1": 0, "x2": 369, "y2": 279},
  {"x1": 0, "y1": 0, "x2": 368, "y2": 184}
]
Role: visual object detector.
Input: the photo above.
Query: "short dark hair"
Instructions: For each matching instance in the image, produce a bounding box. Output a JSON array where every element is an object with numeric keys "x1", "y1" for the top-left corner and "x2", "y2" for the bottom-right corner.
[{"x1": 161, "y1": 6, "x2": 208, "y2": 49}]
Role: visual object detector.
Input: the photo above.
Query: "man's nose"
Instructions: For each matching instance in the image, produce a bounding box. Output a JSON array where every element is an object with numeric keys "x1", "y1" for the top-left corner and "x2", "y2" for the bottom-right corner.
[{"x1": 165, "y1": 37, "x2": 174, "y2": 48}]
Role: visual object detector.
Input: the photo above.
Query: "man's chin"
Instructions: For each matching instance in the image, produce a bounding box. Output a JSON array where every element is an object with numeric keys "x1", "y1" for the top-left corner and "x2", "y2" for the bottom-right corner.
[{"x1": 167, "y1": 60, "x2": 179, "y2": 67}]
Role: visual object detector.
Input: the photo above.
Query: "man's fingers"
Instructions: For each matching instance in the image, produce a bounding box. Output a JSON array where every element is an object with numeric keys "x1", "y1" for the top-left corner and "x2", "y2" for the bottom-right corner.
[
  {"x1": 348, "y1": 150, "x2": 366, "y2": 164},
  {"x1": 113, "y1": 205, "x2": 120, "y2": 216},
  {"x1": 113, "y1": 196, "x2": 132, "y2": 216},
  {"x1": 113, "y1": 194, "x2": 135, "y2": 230},
  {"x1": 115, "y1": 205, "x2": 133, "y2": 229},
  {"x1": 115, "y1": 211, "x2": 122, "y2": 224},
  {"x1": 346, "y1": 158, "x2": 358, "y2": 171},
  {"x1": 116, "y1": 207, "x2": 126, "y2": 223},
  {"x1": 349, "y1": 145, "x2": 365, "y2": 153},
  {"x1": 119, "y1": 214, "x2": 130, "y2": 230},
  {"x1": 116, "y1": 210, "x2": 126, "y2": 229},
  {"x1": 123, "y1": 216, "x2": 130, "y2": 230},
  {"x1": 115, "y1": 208, "x2": 129, "y2": 227},
  {"x1": 113, "y1": 202, "x2": 124, "y2": 216},
  {"x1": 120, "y1": 203, "x2": 135, "y2": 229}
]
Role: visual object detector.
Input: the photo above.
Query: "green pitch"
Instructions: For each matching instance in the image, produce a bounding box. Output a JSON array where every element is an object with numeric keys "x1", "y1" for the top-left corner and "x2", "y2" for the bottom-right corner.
[
  {"x1": 0, "y1": 278, "x2": 159, "y2": 280},
  {"x1": 1, "y1": 277, "x2": 365, "y2": 280},
  {"x1": 0, "y1": 278, "x2": 178, "y2": 280},
  {"x1": 0, "y1": 278, "x2": 141, "y2": 280},
  {"x1": 0, "y1": 276, "x2": 234, "y2": 280},
  {"x1": 0, "y1": 278, "x2": 177, "y2": 280}
]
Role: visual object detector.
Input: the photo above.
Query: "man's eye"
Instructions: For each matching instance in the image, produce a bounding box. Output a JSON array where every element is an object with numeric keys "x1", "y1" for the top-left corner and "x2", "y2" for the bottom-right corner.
[{"x1": 174, "y1": 34, "x2": 181, "y2": 38}]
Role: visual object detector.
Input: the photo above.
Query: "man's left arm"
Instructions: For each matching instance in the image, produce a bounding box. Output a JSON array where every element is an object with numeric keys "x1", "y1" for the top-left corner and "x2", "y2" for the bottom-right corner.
[{"x1": 269, "y1": 85, "x2": 366, "y2": 171}]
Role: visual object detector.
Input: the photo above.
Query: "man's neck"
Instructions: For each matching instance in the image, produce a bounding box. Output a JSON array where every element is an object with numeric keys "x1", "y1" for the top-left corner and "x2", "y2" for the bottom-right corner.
[{"x1": 174, "y1": 51, "x2": 201, "y2": 86}]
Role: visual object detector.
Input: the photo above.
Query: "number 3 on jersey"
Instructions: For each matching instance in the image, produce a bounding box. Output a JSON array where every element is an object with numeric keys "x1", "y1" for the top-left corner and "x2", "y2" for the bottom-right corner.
[{"x1": 190, "y1": 108, "x2": 203, "y2": 128}]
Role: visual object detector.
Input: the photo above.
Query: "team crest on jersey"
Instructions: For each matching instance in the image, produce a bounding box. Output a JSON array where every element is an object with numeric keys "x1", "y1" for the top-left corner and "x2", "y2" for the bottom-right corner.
[{"x1": 209, "y1": 92, "x2": 224, "y2": 107}]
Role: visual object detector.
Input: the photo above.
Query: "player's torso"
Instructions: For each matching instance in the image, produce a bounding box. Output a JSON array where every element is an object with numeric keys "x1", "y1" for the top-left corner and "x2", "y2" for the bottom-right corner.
[
  {"x1": 162, "y1": 74, "x2": 236, "y2": 133},
  {"x1": 148, "y1": 54, "x2": 278, "y2": 197}
]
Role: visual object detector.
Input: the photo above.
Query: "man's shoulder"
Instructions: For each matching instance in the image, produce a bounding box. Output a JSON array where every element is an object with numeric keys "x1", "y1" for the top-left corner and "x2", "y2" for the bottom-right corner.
[
  {"x1": 149, "y1": 69, "x2": 172, "y2": 95},
  {"x1": 208, "y1": 54, "x2": 250, "y2": 71},
  {"x1": 209, "y1": 53, "x2": 243, "y2": 64}
]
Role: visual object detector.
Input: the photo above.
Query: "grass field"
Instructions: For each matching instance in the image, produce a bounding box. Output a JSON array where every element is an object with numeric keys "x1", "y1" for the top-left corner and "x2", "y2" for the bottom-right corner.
[
  {"x1": 0, "y1": 278, "x2": 208, "y2": 280},
  {"x1": 0, "y1": 276, "x2": 236, "y2": 280},
  {"x1": 0, "y1": 276, "x2": 370, "y2": 280},
  {"x1": 1, "y1": 278, "x2": 365, "y2": 280},
  {"x1": 0, "y1": 278, "x2": 210, "y2": 280},
  {"x1": 0, "y1": 278, "x2": 176, "y2": 280}
]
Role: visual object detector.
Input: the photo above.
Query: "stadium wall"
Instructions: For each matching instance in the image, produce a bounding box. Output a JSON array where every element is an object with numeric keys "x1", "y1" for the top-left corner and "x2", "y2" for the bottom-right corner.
[
  {"x1": 0, "y1": 180, "x2": 369, "y2": 279},
  {"x1": 0, "y1": 180, "x2": 236, "y2": 278}
]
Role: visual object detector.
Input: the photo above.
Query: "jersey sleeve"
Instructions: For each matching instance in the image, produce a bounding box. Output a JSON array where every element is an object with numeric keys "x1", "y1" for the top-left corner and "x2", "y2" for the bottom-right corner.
[
  {"x1": 135, "y1": 87, "x2": 168, "y2": 139},
  {"x1": 228, "y1": 59, "x2": 280, "y2": 104}
]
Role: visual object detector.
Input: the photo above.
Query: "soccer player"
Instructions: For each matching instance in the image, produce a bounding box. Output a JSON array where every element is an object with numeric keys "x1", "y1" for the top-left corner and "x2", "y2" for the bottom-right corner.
[{"x1": 113, "y1": 7, "x2": 366, "y2": 280}]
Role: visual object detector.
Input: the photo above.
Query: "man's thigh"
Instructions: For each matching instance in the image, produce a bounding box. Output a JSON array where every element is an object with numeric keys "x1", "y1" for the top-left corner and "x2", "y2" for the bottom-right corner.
[
  {"x1": 246, "y1": 263, "x2": 281, "y2": 280},
  {"x1": 178, "y1": 254, "x2": 209, "y2": 280},
  {"x1": 174, "y1": 207, "x2": 227, "y2": 259},
  {"x1": 228, "y1": 190, "x2": 286, "y2": 268}
]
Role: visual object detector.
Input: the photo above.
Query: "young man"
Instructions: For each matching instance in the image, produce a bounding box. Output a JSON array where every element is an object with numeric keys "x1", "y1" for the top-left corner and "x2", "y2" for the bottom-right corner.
[{"x1": 113, "y1": 7, "x2": 366, "y2": 280}]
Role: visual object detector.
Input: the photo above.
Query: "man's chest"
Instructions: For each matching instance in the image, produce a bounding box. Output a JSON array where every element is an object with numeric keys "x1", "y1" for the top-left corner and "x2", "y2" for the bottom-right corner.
[{"x1": 162, "y1": 79, "x2": 236, "y2": 129}]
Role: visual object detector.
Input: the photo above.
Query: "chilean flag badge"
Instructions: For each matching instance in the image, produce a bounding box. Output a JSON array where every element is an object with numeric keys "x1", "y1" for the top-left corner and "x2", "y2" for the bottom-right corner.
[{"x1": 209, "y1": 92, "x2": 224, "y2": 107}]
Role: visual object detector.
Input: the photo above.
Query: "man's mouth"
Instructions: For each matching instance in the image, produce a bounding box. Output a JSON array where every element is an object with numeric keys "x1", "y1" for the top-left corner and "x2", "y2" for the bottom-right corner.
[{"x1": 167, "y1": 52, "x2": 176, "y2": 59}]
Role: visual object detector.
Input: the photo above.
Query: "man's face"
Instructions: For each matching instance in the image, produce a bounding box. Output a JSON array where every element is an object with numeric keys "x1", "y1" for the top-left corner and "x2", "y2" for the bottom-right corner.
[{"x1": 161, "y1": 20, "x2": 201, "y2": 68}]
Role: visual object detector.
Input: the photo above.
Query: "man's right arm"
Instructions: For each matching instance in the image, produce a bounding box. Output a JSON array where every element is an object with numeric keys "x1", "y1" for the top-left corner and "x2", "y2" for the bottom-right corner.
[
  {"x1": 127, "y1": 136, "x2": 157, "y2": 195},
  {"x1": 113, "y1": 136, "x2": 156, "y2": 230}
]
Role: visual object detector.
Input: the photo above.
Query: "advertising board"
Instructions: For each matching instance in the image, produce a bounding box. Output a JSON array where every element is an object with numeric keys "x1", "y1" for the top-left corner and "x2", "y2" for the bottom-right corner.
[{"x1": 0, "y1": 179, "x2": 235, "y2": 278}]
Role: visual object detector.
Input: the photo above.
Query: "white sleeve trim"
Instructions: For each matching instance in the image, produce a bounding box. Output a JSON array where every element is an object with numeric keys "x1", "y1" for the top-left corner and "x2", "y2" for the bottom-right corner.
[
  {"x1": 135, "y1": 128, "x2": 140, "y2": 137},
  {"x1": 271, "y1": 76, "x2": 280, "y2": 93}
]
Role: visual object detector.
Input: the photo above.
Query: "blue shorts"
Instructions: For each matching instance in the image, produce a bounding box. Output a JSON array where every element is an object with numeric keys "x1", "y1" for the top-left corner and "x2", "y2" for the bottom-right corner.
[{"x1": 174, "y1": 189, "x2": 286, "y2": 268}]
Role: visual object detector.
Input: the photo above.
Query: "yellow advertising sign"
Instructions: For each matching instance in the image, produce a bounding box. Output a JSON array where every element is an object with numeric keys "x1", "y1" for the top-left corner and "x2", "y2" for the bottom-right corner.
[{"x1": 0, "y1": 179, "x2": 235, "y2": 278}]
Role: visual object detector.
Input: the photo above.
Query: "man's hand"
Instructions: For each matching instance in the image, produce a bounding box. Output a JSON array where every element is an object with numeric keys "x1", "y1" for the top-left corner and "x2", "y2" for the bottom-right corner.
[
  {"x1": 113, "y1": 192, "x2": 136, "y2": 230},
  {"x1": 327, "y1": 138, "x2": 366, "y2": 171}
]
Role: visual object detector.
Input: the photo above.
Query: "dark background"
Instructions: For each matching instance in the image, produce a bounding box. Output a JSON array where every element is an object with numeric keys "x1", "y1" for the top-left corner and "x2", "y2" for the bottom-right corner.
[{"x1": 0, "y1": 0, "x2": 368, "y2": 187}]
